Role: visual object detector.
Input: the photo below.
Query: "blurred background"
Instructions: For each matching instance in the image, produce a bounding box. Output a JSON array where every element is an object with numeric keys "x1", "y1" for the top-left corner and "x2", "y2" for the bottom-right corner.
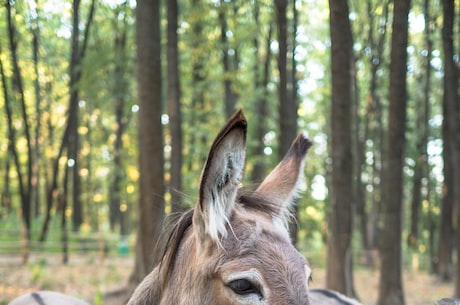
[{"x1": 0, "y1": 0, "x2": 458, "y2": 304}]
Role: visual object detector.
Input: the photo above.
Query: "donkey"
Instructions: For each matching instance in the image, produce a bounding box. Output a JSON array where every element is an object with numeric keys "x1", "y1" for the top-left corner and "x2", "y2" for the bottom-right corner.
[
  {"x1": 9, "y1": 110, "x2": 362, "y2": 305},
  {"x1": 127, "y1": 109, "x2": 311, "y2": 305}
]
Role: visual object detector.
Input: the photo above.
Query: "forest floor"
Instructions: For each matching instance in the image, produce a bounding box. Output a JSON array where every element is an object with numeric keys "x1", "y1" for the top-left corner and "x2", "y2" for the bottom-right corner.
[{"x1": 0, "y1": 253, "x2": 453, "y2": 305}]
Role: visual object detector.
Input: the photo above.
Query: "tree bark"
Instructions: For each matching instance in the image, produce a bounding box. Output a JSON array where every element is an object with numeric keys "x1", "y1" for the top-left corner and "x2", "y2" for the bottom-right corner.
[
  {"x1": 68, "y1": 0, "x2": 82, "y2": 233},
  {"x1": 275, "y1": 0, "x2": 297, "y2": 159},
  {"x1": 377, "y1": 1, "x2": 411, "y2": 305},
  {"x1": 167, "y1": 0, "x2": 184, "y2": 212},
  {"x1": 326, "y1": 0, "x2": 355, "y2": 297},
  {"x1": 362, "y1": 0, "x2": 390, "y2": 268},
  {"x1": 129, "y1": 0, "x2": 165, "y2": 286},
  {"x1": 109, "y1": 3, "x2": 130, "y2": 233},
  {"x1": 275, "y1": 0, "x2": 299, "y2": 244},
  {"x1": 6, "y1": 0, "x2": 33, "y2": 245},
  {"x1": 441, "y1": 0, "x2": 460, "y2": 296},
  {"x1": 408, "y1": 0, "x2": 432, "y2": 250},
  {"x1": 219, "y1": 0, "x2": 240, "y2": 118},
  {"x1": 0, "y1": 47, "x2": 13, "y2": 216},
  {"x1": 31, "y1": 0, "x2": 41, "y2": 219},
  {"x1": 250, "y1": 2, "x2": 273, "y2": 183}
]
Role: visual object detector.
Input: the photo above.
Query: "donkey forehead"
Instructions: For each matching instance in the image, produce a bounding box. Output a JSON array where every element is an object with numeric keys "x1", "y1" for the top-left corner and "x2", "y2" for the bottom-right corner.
[{"x1": 219, "y1": 207, "x2": 306, "y2": 266}]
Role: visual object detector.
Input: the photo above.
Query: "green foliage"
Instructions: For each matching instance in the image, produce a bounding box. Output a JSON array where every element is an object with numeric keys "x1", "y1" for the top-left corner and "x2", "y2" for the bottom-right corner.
[
  {"x1": 0, "y1": 0, "x2": 452, "y2": 274},
  {"x1": 28, "y1": 258, "x2": 47, "y2": 284},
  {"x1": 93, "y1": 289, "x2": 104, "y2": 305}
]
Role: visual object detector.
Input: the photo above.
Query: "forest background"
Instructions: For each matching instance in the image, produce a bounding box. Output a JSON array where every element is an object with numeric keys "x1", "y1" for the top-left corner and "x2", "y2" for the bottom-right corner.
[{"x1": 0, "y1": 0, "x2": 459, "y2": 305}]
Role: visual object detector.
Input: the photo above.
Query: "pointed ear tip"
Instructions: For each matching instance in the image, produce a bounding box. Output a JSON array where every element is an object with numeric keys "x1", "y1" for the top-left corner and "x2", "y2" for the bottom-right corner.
[
  {"x1": 296, "y1": 132, "x2": 313, "y2": 154},
  {"x1": 225, "y1": 109, "x2": 247, "y2": 135},
  {"x1": 233, "y1": 108, "x2": 247, "y2": 129}
]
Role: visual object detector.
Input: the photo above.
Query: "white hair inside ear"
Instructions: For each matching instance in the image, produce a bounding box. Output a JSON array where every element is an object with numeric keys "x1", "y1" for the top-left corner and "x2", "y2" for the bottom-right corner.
[{"x1": 194, "y1": 110, "x2": 247, "y2": 247}]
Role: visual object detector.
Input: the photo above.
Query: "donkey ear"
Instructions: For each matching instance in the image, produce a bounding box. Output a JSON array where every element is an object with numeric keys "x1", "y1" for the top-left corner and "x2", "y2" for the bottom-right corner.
[
  {"x1": 193, "y1": 109, "x2": 247, "y2": 245},
  {"x1": 256, "y1": 132, "x2": 312, "y2": 225}
]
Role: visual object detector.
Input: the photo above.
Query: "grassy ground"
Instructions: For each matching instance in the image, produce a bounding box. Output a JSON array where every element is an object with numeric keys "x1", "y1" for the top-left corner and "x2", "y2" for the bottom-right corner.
[{"x1": 0, "y1": 253, "x2": 453, "y2": 305}]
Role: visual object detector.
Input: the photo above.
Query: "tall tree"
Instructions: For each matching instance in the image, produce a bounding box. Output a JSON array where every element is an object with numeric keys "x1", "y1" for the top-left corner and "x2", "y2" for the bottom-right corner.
[
  {"x1": 67, "y1": 0, "x2": 83, "y2": 232},
  {"x1": 5, "y1": 0, "x2": 33, "y2": 261},
  {"x1": 186, "y1": 0, "x2": 208, "y2": 178},
  {"x1": 356, "y1": 0, "x2": 390, "y2": 268},
  {"x1": 326, "y1": 0, "x2": 355, "y2": 296},
  {"x1": 437, "y1": 5, "x2": 455, "y2": 276},
  {"x1": 30, "y1": 0, "x2": 42, "y2": 219},
  {"x1": 441, "y1": 0, "x2": 460, "y2": 296},
  {"x1": 67, "y1": 0, "x2": 96, "y2": 232},
  {"x1": 129, "y1": 0, "x2": 165, "y2": 286},
  {"x1": 407, "y1": 0, "x2": 432, "y2": 250},
  {"x1": 250, "y1": 2, "x2": 273, "y2": 183},
  {"x1": 378, "y1": 1, "x2": 411, "y2": 305},
  {"x1": 275, "y1": 0, "x2": 299, "y2": 244},
  {"x1": 167, "y1": 0, "x2": 183, "y2": 212},
  {"x1": 109, "y1": 2, "x2": 130, "y2": 234},
  {"x1": 218, "y1": 0, "x2": 240, "y2": 118},
  {"x1": 275, "y1": 0, "x2": 297, "y2": 158},
  {"x1": 0, "y1": 49, "x2": 13, "y2": 215}
]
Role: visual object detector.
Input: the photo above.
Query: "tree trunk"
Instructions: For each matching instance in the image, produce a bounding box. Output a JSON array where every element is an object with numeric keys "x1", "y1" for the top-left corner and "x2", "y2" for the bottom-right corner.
[
  {"x1": 167, "y1": 0, "x2": 184, "y2": 212},
  {"x1": 250, "y1": 3, "x2": 273, "y2": 183},
  {"x1": 326, "y1": 0, "x2": 355, "y2": 297},
  {"x1": 31, "y1": 0, "x2": 41, "y2": 219},
  {"x1": 39, "y1": 123, "x2": 70, "y2": 242},
  {"x1": 275, "y1": 0, "x2": 297, "y2": 158},
  {"x1": 409, "y1": 0, "x2": 432, "y2": 250},
  {"x1": 0, "y1": 47, "x2": 13, "y2": 215},
  {"x1": 219, "y1": 0, "x2": 240, "y2": 118},
  {"x1": 110, "y1": 3, "x2": 130, "y2": 233},
  {"x1": 68, "y1": 0, "x2": 96, "y2": 232},
  {"x1": 129, "y1": 0, "x2": 165, "y2": 286},
  {"x1": 363, "y1": 0, "x2": 390, "y2": 268},
  {"x1": 61, "y1": 158, "x2": 71, "y2": 264},
  {"x1": 68, "y1": 0, "x2": 82, "y2": 233},
  {"x1": 377, "y1": 1, "x2": 411, "y2": 305},
  {"x1": 441, "y1": 0, "x2": 460, "y2": 296},
  {"x1": 275, "y1": 0, "x2": 298, "y2": 244},
  {"x1": 6, "y1": 0, "x2": 33, "y2": 245}
]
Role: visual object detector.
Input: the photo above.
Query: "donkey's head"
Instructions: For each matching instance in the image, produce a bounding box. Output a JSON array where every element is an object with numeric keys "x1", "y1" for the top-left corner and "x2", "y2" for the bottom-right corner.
[{"x1": 128, "y1": 109, "x2": 312, "y2": 305}]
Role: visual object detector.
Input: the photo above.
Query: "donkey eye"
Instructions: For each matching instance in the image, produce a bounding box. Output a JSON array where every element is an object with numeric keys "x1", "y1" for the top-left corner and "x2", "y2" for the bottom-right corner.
[{"x1": 228, "y1": 279, "x2": 261, "y2": 296}]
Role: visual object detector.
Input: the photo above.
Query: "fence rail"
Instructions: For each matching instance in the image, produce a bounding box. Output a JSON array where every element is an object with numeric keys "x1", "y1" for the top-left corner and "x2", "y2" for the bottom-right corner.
[{"x1": 0, "y1": 231, "x2": 131, "y2": 264}]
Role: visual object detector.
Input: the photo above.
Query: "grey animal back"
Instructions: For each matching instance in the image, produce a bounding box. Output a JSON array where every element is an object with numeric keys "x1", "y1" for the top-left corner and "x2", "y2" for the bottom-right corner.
[
  {"x1": 8, "y1": 291, "x2": 90, "y2": 305},
  {"x1": 310, "y1": 289, "x2": 363, "y2": 305}
]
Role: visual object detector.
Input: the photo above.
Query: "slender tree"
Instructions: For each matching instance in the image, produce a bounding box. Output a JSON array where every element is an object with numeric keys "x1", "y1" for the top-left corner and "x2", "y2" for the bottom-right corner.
[
  {"x1": 275, "y1": 0, "x2": 297, "y2": 158},
  {"x1": 129, "y1": 0, "x2": 165, "y2": 286},
  {"x1": 250, "y1": 2, "x2": 273, "y2": 183},
  {"x1": 167, "y1": 0, "x2": 184, "y2": 212},
  {"x1": 441, "y1": 0, "x2": 460, "y2": 296},
  {"x1": 326, "y1": 0, "x2": 355, "y2": 296},
  {"x1": 218, "y1": 0, "x2": 240, "y2": 118},
  {"x1": 408, "y1": 0, "x2": 432, "y2": 250},
  {"x1": 30, "y1": 0, "x2": 42, "y2": 219},
  {"x1": 67, "y1": 0, "x2": 82, "y2": 232},
  {"x1": 67, "y1": 0, "x2": 96, "y2": 232},
  {"x1": 4, "y1": 1, "x2": 34, "y2": 264},
  {"x1": 365, "y1": 0, "x2": 390, "y2": 268},
  {"x1": 378, "y1": 1, "x2": 411, "y2": 305},
  {"x1": 109, "y1": 2, "x2": 130, "y2": 234},
  {"x1": 354, "y1": 0, "x2": 390, "y2": 268}
]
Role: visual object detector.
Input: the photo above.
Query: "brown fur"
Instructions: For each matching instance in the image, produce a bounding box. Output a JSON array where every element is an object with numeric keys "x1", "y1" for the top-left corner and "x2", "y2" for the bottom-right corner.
[{"x1": 128, "y1": 110, "x2": 313, "y2": 305}]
